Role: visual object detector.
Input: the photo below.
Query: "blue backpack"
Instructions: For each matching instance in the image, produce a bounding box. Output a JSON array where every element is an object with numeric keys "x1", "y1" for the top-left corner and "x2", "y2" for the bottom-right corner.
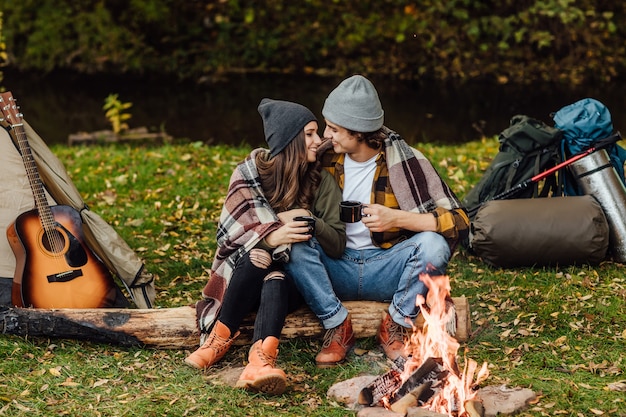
[{"x1": 552, "y1": 98, "x2": 626, "y2": 195}]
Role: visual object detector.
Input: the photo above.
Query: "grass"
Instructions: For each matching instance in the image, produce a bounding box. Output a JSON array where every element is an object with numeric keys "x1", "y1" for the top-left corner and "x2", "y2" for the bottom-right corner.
[{"x1": 1, "y1": 138, "x2": 625, "y2": 416}]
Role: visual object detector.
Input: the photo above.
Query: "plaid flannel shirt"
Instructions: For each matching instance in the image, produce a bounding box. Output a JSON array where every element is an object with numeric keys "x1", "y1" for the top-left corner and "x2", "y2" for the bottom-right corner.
[{"x1": 321, "y1": 129, "x2": 469, "y2": 251}]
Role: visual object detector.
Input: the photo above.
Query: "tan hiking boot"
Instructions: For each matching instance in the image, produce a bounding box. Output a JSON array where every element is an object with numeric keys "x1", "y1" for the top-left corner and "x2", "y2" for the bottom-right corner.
[
  {"x1": 236, "y1": 337, "x2": 287, "y2": 395},
  {"x1": 184, "y1": 321, "x2": 240, "y2": 369},
  {"x1": 377, "y1": 312, "x2": 409, "y2": 361},
  {"x1": 315, "y1": 314, "x2": 356, "y2": 367}
]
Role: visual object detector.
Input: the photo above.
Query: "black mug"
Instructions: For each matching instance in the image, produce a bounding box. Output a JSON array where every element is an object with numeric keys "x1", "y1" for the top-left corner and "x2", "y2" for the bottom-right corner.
[
  {"x1": 339, "y1": 201, "x2": 363, "y2": 223},
  {"x1": 293, "y1": 215, "x2": 316, "y2": 235}
]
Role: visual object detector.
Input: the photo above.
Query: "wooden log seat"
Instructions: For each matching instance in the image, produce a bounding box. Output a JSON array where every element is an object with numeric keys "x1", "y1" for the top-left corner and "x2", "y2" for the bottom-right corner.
[{"x1": 0, "y1": 298, "x2": 470, "y2": 349}]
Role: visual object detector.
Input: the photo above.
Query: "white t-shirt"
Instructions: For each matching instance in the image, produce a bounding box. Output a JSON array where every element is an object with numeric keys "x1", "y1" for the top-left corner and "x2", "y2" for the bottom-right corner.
[{"x1": 343, "y1": 153, "x2": 378, "y2": 250}]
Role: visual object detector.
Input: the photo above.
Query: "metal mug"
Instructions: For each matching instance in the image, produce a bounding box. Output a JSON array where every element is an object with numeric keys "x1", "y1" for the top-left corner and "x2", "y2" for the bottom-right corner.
[
  {"x1": 293, "y1": 215, "x2": 316, "y2": 235},
  {"x1": 339, "y1": 201, "x2": 363, "y2": 223}
]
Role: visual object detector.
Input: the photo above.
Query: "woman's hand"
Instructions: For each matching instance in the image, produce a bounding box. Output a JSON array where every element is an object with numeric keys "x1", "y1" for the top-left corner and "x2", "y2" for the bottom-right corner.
[
  {"x1": 276, "y1": 208, "x2": 310, "y2": 223},
  {"x1": 265, "y1": 209, "x2": 314, "y2": 247}
]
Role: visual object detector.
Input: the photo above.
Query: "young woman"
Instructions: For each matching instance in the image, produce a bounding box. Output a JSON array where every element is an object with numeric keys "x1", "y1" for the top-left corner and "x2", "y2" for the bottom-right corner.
[{"x1": 184, "y1": 98, "x2": 345, "y2": 395}]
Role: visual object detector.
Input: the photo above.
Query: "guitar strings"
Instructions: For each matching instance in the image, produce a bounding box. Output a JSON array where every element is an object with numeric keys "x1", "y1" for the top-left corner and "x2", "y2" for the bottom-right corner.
[{"x1": 15, "y1": 127, "x2": 66, "y2": 258}]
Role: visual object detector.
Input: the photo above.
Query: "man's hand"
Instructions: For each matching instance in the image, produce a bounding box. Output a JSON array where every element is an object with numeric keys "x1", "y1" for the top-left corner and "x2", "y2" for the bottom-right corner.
[
  {"x1": 362, "y1": 203, "x2": 436, "y2": 233},
  {"x1": 361, "y1": 204, "x2": 395, "y2": 232}
]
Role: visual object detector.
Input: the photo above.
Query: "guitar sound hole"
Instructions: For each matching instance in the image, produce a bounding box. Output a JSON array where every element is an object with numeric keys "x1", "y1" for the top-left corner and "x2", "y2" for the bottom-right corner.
[{"x1": 42, "y1": 229, "x2": 66, "y2": 254}]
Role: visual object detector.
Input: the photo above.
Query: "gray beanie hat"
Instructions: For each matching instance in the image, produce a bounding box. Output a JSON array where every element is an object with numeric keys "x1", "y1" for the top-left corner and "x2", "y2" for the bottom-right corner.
[
  {"x1": 322, "y1": 75, "x2": 384, "y2": 132},
  {"x1": 258, "y1": 98, "x2": 317, "y2": 157}
]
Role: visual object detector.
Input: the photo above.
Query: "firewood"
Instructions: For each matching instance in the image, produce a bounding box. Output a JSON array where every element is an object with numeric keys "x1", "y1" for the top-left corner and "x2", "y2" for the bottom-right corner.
[{"x1": 0, "y1": 297, "x2": 470, "y2": 349}]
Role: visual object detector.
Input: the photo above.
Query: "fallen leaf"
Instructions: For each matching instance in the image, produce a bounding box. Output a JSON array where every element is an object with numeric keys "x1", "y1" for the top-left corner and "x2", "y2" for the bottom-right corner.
[
  {"x1": 499, "y1": 328, "x2": 513, "y2": 339},
  {"x1": 12, "y1": 401, "x2": 33, "y2": 412},
  {"x1": 607, "y1": 380, "x2": 626, "y2": 392},
  {"x1": 48, "y1": 367, "x2": 62, "y2": 377},
  {"x1": 93, "y1": 379, "x2": 109, "y2": 388},
  {"x1": 59, "y1": 378, "x2": 79, "y2": 387},
  {"x1": 503, "y1": 347, "x2": 516, "y2": 355}
]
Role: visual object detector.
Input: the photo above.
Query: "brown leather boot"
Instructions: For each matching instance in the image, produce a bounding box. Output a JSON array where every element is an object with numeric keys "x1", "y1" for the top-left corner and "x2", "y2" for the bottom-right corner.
[
  {"x1": 315, "y1": 314, "x2": 356, "y2": 367},
  {"x1": 377, "y1": 312, "x2": 409, "y2": 361},
  {"x1": 184, "y1": 321, "x2": 240, "y2": 369},
  {"x1": 235, "y1": 337, "x2": 287, "y2": 395}
]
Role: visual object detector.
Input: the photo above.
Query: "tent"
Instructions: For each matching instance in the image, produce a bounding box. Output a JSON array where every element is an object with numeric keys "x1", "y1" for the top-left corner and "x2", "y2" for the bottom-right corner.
[{"x1": 0, "y1": 120, "x2": 155, "y2": 309}]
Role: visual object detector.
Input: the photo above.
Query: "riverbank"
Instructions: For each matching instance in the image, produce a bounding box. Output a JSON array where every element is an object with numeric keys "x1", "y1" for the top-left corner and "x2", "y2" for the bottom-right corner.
[{"x1": 4, "y1": 69, "x2": 626, "y2": 147}]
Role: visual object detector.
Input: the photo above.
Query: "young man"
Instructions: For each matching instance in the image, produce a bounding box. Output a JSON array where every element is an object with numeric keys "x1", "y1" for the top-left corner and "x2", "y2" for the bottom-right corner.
[{"x1": 285, "y1": 75, "x2": 470, "y2": 367}]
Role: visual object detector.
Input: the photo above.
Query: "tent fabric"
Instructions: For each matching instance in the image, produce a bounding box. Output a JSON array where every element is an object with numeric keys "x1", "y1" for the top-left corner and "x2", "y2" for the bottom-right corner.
[
  {"x1": 3, "y1": 121, "x2": 156, "y2": 308},
  {"x1": 0, "y1": 127, "x2": 56, "y2": 278}
]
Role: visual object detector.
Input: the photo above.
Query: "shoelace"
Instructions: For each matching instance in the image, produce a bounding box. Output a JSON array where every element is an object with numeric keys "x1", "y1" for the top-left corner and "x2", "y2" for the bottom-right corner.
[
  {"x1": 384, "y1": 321, "x2": 408, "y2": 346},
  {"x1": 321, "y1": 328, "x2": 337, "y2": 349},
  {"x1": 201, "y1": 332, "x2": 229, "y2": 353},
  {"x1": 321, "y1": 325, "x2": 350, "y2": 348},
  {"x1": 256, "y1": 344, "x2": 278, "y2": 367}
]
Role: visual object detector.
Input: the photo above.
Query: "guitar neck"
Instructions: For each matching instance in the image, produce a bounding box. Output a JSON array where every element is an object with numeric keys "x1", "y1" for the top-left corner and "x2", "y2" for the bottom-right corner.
[
  {"x1": 0, "y1": 91, "x2": 55, "y2": 232},
  {"x1": 13, "y1": 124, "x2": 56, "y2": 231}
]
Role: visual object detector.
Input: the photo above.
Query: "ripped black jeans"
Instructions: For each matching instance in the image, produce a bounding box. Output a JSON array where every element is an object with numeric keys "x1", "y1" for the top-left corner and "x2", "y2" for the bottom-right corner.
[{"x1": 217, "y1": 248, "x2": 303, "y2": 342}]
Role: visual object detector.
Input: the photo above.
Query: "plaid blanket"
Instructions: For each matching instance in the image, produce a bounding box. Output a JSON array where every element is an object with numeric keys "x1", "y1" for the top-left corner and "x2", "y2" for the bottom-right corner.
[
  {"x1": 196, "y1": 149, "x2": 288, "y2": 337},
  {"x1": 383, "y1": 127, "x2": 462, "y2": 213}
]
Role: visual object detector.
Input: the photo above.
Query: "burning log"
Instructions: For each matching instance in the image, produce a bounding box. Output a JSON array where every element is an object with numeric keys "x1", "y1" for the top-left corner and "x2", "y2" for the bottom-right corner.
[
  {"x1": 358, "y1": 357, "x2": 447, "y2": 408},
  {"x1": 355, "y1": 276, "x2": 487, "y2": 417},
  {"x1": 389, "y1": 382, "x2": 433, "y2": 415},
  {"x1": 394, "y1": 357, "x2": 448, "y2": 403},
  {"x1": 0, "y1": 298, "x2": 470, "y2": 349},
  {"x1": 358, "y1": 356, "x2": 407, "y2": 406}
]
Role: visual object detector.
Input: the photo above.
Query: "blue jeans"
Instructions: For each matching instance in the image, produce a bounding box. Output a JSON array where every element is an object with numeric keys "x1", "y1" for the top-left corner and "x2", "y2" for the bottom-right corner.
[{"x1": 285, "y1": 232, "x2": 451, "y2": 329}]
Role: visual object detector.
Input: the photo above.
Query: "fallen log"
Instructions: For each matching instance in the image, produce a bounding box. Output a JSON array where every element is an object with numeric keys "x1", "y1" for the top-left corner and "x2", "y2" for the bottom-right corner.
[
  {"x1": 0, "y1": 297, "x2": 470, "y2": 349},
  {"x1": 67, "y1": 127, "x2": 172, "y2": 146}
]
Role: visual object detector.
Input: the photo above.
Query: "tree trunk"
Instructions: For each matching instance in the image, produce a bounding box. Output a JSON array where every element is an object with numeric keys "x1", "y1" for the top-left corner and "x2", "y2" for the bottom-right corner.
[{"x1": 0, "y1": 298, "x2": 470, "y2": 349}]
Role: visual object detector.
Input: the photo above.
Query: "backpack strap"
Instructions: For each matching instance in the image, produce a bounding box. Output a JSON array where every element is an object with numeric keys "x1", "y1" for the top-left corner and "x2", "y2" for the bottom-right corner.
[{"x1": 504, "y1": 157, "x2": 521, "y2": 190}]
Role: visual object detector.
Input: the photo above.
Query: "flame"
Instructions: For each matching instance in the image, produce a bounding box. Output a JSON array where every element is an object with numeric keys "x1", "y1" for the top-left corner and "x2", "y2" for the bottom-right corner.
[{"x1": 398, "y1": 274, "x2": 489, "y2": 416}]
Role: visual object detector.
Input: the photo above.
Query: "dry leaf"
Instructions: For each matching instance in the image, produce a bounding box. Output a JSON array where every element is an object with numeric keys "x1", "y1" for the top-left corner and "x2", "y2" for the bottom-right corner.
[
  {"x1": 499, "y1": 328, "x2": 513, "y2": 339},
  {"x1": 607, "y1": 380, "x2": 626, "y2": 392},
  {"x1": 48, "y1": 367, "x2": 62, "y2": 377},
  {"x1": 59, "y1": 378, "x2": 79, "y2": 387},
  {"x1": 12, "y1": 401, "x2": 33, "y2": 412},
  {"x1": 93, "y1": 379, "x2": 109, "y2": 388}
]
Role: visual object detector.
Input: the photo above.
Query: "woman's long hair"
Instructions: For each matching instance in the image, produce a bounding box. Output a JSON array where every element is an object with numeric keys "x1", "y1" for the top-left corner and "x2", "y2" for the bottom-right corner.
[{"x1": 257, "y1": 131, "x2": 321, "y2": 212}]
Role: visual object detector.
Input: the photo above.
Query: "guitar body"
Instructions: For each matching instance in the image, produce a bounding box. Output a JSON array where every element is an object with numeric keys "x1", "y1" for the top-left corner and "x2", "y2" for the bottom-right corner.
[{"x1": 7, "y1": 205, "x2": 119, "y2": 308}]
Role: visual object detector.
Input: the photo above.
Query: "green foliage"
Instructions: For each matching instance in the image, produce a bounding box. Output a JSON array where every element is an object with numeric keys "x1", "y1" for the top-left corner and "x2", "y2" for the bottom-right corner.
[
  {"x1": 102, "y1": 94, "x2": 132, "y2": 134},
  {"x1": 1, "y1": 1, "x2": 625, "y2": 84}
]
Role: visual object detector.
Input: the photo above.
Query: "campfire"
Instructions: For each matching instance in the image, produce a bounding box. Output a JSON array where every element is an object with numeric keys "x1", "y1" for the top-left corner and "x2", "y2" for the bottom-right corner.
[{"x1": 359, "y1": 274, "x2": 489, "y2": 417}]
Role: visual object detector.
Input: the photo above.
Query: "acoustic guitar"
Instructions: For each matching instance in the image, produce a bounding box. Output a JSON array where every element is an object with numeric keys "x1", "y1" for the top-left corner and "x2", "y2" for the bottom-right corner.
[{"x1": 1, "y1": 91, "x2": 119, "y2": 308}]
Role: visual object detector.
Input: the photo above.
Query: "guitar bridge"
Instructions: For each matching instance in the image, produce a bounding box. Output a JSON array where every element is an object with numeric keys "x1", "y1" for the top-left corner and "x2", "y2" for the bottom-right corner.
[{"x1": 47, "y1": 269, "x2": 83, "y2": 283}]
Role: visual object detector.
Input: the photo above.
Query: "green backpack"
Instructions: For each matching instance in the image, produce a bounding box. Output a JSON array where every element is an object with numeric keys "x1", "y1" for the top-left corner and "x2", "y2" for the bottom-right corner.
[{"x1": 463, "y1": 115, "x2": 564, "y2": 219}]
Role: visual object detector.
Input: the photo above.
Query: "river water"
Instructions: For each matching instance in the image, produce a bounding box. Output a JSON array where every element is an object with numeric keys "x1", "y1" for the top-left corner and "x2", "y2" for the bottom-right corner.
[{"x1": 3, "y1": 70, "x2": 626, "y2": 147}]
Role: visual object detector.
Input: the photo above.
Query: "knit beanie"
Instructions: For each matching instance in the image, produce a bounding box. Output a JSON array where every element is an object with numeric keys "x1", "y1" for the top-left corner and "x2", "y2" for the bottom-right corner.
[
  {"x1": 322, "y1": 75, "x2": 384, "y2": 132},
  {"x1": 258, "y1": 98, "x2": 317, "y2": 157}
]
